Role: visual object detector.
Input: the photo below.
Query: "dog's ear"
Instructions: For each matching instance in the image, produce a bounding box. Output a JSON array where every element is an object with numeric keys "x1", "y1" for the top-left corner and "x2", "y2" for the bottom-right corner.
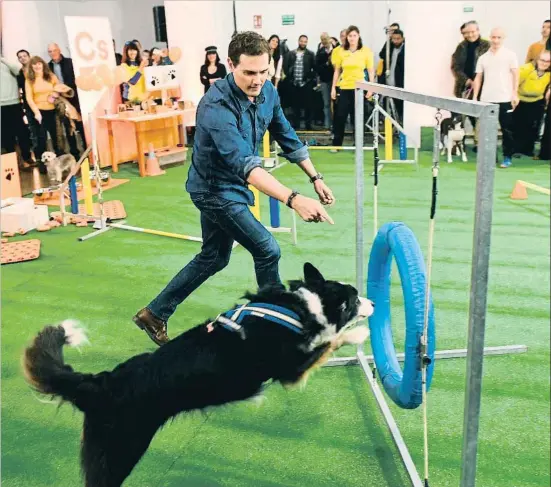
[{"x1": 304, "y1": 263, "x2": 325, "y2": 284}]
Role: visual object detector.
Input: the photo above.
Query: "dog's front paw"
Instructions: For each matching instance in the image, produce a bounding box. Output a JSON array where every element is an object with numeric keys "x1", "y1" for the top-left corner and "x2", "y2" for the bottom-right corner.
[{"x1": 342, "y1": 326, "x2": 370, "y2": 345}]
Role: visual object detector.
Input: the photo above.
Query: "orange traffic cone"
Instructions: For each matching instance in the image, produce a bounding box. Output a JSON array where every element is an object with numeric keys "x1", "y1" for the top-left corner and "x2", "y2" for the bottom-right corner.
[
  {"x1": 32, "y1": 167, "x2": 42, "y2": 191},
  {"x1": 145, "y1": 144, "x2": 165, "y2": 177},
  {"x1": 510, "y1": 181, "x2": 528, "y2": 200}
]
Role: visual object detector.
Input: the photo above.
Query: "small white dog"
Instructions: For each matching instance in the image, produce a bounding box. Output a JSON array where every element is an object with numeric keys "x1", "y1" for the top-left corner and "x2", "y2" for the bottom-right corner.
[
  {"x1": 440, "y1": 115, "x2": 467, "y2": 164},
  {"x1": 41, "y1": 152, "x2": 77, "y2": 185}
]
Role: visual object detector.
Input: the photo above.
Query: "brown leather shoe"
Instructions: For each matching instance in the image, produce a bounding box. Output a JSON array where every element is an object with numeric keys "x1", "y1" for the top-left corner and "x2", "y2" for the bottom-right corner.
[{"x1": 132, "y1": 308, "x2": 170, "y2": 346}]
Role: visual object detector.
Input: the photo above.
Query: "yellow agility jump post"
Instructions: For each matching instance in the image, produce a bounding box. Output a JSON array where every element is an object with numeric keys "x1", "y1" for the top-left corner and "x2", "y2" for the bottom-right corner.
[
  {"x1": 244, "y1": 131, "x2": 297, "y2": 245},
  {"x1": 249, "y1": 186, "x2": 261, "y2": 220},
  {"x1": 109, "y1": 223, "x2": 203, "y2": 242},
  {"x1": 80, "y1": 157, "x2": 94, "y2": 216},
  {"x1": 247, "y1": 131, "x2": 271, "y2": 221},
  {"x1": 385, "y1": 117, "x2": 393, "y2": 161}
]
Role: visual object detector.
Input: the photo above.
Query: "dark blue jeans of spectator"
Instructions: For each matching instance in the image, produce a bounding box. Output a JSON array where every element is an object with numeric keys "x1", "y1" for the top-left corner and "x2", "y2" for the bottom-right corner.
[
  {"x1": 148, "y1": 193, "x2": 282, "y2": 323},
  {"x1": 319, "y1": 81, "x2": 332, "y2": 129}
]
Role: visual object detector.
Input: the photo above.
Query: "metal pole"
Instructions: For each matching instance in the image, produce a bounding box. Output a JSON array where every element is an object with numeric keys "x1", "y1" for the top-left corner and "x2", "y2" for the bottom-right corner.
[
  {"x1": 460, "y1": 104, "x2": 499, "y2": 487},
  {"x1": 385, "y1": 1, "x2": 391, "y2": 114},
  {"x1": 324, "y1": 345, "x2": 528, "y2": 367},
  {"x1": 357, "y1": 348, "x2": 423, "y2": 487},
  {"x1": 373, "y1": 96, "x2": 380, "y2": 239},
  {"x1": 355, "y1": 87, "x2": 365, "y2": 294}
]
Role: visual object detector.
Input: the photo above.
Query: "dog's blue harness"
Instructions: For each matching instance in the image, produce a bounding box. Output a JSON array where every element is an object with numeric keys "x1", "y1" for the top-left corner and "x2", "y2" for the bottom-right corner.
[{"x1": 211, "y1": 302, "x2": 303, "y2": 338}]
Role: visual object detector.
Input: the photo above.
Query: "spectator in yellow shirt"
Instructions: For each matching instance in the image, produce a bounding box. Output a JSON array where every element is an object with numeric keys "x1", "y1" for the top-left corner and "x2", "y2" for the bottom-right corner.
[
  {"x1": 330, "y1": 26, "x2": 374, "y2": 149},
  {"x1": 513, "y1": 50, "x2": 550, "y2": 157},
  {"x1": 526, "y1": 20, "x2": 550, "y2": 63},
  {"x1": 121, "y1": 41, "x2": 148, "y2": 103}
]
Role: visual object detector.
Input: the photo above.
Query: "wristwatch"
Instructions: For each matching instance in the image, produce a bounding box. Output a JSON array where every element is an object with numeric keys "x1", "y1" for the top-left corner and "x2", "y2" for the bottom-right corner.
[{"x1": 310, "y1": 173, "x2": 324, "y2": 183}]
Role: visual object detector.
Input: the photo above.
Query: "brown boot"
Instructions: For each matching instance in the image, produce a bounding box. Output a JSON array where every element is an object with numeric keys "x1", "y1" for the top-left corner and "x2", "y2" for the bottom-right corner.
[{"x1": 132, "y1": 308, "x2": 169, "y2": 346}]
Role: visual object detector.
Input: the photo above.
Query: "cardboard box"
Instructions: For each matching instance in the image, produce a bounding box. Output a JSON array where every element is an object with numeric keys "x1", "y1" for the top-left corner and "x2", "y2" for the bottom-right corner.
[
  {"x1": 1, "y1": 153, "x2": 22, "y2": 199},
  {"x1": 1, "y1": 198, "x2": 49, "y2": 233}
]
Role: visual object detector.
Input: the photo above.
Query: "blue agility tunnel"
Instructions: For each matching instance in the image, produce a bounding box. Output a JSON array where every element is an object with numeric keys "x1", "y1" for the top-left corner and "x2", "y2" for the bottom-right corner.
[{"x1": 367, "y1": 222, "x2": 436, "y2": 409}]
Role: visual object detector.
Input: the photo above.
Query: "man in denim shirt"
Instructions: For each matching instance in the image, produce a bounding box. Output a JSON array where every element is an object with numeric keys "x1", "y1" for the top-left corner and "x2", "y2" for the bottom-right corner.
[{"x1": 134, "y1": 32, "x2": 335, "y2": 345}]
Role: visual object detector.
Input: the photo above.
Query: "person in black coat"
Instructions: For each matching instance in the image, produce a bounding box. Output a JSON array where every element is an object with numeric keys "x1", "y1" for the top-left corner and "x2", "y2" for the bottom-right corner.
[
  {"x1": 47, "y1": 44, "x2": 79, "y2": 110},
  {"x1": 315, "y1": 33, "x2": 336, "y2": 129},
  {"x1": 378, "y1": 30, "x2": 405, "y2": 122},
  {"x1": 283, "y1": 35, "x2": 316, "y2": 130},
  {"x1": 47, "y1": 43, "x2": 84, "y2": 148},
  {"x1": 200, "y1": 46, "x2": 227, "y2": 94}
]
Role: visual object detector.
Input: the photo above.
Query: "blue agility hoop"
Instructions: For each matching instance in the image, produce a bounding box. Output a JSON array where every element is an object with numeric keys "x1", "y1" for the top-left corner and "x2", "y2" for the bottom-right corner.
[{"x1": 367, "y1": 222, "x2": 436, "y2": 409}]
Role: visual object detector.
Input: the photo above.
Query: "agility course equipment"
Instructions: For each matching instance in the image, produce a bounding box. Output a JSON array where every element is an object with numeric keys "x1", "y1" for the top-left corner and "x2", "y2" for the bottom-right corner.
[
  {"x1": 510, "y1": 179, "x2": 551, "y2": 200},
  {"x1": 247, "y1": 133, "x2": 298, "y2": 245},
  {"x1": 324, "y1": 82, "x2": 527, "y2": 487},
  {"x1": 308, "y1": 95, "x2": 419, "y2": 167},
  {"x1": 367, "y1": 222, "x2": 436, "y2": 410},
  {"x1": 78, "y1": 113, "x2": 203, "y2": 244},
  {"x1": 0, "y1": 239, "x2": 41, "y2": 265}
]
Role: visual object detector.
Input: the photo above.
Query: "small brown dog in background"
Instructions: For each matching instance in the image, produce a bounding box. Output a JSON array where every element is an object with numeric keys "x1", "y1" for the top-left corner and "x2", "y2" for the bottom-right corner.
[{"x1": 40, "y1": 151, "x2": 77, "y2": 186}]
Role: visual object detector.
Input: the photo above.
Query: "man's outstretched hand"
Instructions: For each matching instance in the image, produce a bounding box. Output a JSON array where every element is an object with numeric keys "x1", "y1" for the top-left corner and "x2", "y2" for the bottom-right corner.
[
  {"x1": 291, "y1": 195, "x2": 334, "y2": 224},
  {"x1": 313, "y1": 180, "x2": 335, "y2": 206}
]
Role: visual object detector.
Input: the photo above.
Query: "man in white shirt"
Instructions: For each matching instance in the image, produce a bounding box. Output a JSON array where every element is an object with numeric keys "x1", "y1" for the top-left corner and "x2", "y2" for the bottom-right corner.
[{"x1": 472, "y1": 27, "x2": 519, "y2": 167}]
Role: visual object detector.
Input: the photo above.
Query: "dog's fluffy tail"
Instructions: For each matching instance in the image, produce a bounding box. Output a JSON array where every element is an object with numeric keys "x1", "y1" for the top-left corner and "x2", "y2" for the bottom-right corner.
[
  {"x1": 23, "y1": 321, "x2": 161, "y2": 486},
  {"x1": 22, "y1": 320, "x2": 104, "y2": 411}
]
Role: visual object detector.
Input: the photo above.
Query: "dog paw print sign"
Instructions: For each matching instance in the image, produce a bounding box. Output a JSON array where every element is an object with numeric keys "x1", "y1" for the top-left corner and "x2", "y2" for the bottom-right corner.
[
  {"x1": 144, "y1": 65, "x2": 180, "y2": 91},
  {"x1": 1, "y1": 153, "x2": 22, "y2": 198},
  {"x1": 144, "y1": 65, "x2": 180, "y2": 106}
]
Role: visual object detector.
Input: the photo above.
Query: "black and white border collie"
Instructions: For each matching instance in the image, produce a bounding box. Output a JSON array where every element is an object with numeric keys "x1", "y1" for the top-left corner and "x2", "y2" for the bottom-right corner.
[
  {"x1": 440, "y1": 113, "x2": 468, "y2": 163},
  {"x1": 22, "y1": 263, "x2": 374, "y2": 487}
]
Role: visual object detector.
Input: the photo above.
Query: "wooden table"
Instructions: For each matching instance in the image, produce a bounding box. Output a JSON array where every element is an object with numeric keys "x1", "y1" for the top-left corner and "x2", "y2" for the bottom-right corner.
[{"x1": 97, "y1": 108, "x2": 196, "y2": 177}]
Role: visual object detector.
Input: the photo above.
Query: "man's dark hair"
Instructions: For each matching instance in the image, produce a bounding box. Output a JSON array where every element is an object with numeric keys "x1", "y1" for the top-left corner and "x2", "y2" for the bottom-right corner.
[
  {"x1": 390, "y1": 22, "x2": 400, "y2": 29},
  {"x1": 299, "y1": 34, "x2": 308, "y2": 40},
  {"x1": 460, "y1": 22, "x2": 467, "y2": 32},
  {"x1": 228, "y1": 31, "x2": 270, "y2": 66},
  {"x1": 544, "y1": 19, "x2": 550, "y2": 23},
  {"x1": 392, "y1": 29, "x2": 404, "y2": 38},
  {"x1": 16, "y1": 49, "x2": 30, "y2": 57}
]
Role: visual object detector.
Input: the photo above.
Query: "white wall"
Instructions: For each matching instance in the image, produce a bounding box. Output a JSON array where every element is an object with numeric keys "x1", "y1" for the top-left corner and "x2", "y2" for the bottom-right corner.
[
  {"x1": 4, "y1": 0, "x2": 548, "y2": 140},
  {"x1": 397, "y1": 1, "x2": 549, "y2": 143},
  {"x1": 1, "y1": 1, "x2": 124, "y2": 61},
  {"x1": 234, "y1": 1, "x2": 376, "y2": 51},
  {"x1": 165, "y1": 1, "x2": 235, "y2": 104},
  {"x1": 119, "y1": 0, "x2": 168, "y2": 52},
  {"x1": 1, "y1": 0, "x2": 165, "y2": 63}
]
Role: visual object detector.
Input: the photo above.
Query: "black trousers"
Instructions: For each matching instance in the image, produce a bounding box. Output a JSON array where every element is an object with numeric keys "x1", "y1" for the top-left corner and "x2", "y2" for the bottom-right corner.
[
  {"x1": 513, "y1": 99, "x2": 545, "y2": 156},
  {"x1": 497, "y1": 102, "x2": 514, "y2": 158},
  {"x1": 332, "y1": 89, "x2": 355, "y2": 146},
  {"x1": 290, "y1": 82, "x2": 314, "y2": 129},
  {"x1": 1, "y1": 103, "x2": 32, "y2": 162},
  {"x1": 539, "y1": 102, "x2": 551, "y2": 160},
  {"x1": 35, "y1": 109, "x2": 60, "y2": 162}
]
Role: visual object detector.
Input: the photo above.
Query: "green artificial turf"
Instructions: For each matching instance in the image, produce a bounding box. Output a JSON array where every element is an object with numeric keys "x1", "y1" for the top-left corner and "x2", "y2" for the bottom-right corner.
[{"x1": 2, "y1": 142, "x2": 549, "y2": 487}]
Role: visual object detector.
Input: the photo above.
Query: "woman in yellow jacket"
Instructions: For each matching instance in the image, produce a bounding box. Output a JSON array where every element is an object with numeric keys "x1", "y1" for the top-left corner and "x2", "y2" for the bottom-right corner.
[
  {"x1": 25, "y1": 56, "x2": 62, "y2": 171},
  {"x1": 513, "y1": 50, "x2": 550, "y2": 157},
  {"x1": 330, "y1": 26, "x2": 374, "y2": 149},
  {"x1": 121, "y1": 41, "x2": 148, "y2": 103}
]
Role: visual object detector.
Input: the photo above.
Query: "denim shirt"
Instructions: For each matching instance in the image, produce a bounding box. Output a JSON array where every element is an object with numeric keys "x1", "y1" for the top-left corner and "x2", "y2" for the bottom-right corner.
[{"x1": 186, "y1": 73, "x2": 309, "y2": 205}]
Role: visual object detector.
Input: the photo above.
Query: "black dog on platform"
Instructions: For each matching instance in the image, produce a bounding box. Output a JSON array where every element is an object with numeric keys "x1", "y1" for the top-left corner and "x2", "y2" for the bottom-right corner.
[{"x1": 22, "y1": 263, "x2": 373, "y2": 487}]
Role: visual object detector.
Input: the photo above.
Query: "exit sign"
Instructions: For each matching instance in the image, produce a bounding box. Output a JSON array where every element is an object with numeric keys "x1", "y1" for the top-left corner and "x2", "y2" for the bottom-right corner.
[
  {"x1": 282, "y1": 14, "x2": 295, "y2": 26},
  {"x1": 463, "y1": 5, "x2": 474, "y2": 12}
]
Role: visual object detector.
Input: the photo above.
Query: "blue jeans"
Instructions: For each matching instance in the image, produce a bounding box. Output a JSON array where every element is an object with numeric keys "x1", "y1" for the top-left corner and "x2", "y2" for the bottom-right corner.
[
  {"x1": 319, "y1": 82, "x2": 332, "y2": 129},
  {"x1": 148, "y1": 193, "x2": 282, "y2": 323}
]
